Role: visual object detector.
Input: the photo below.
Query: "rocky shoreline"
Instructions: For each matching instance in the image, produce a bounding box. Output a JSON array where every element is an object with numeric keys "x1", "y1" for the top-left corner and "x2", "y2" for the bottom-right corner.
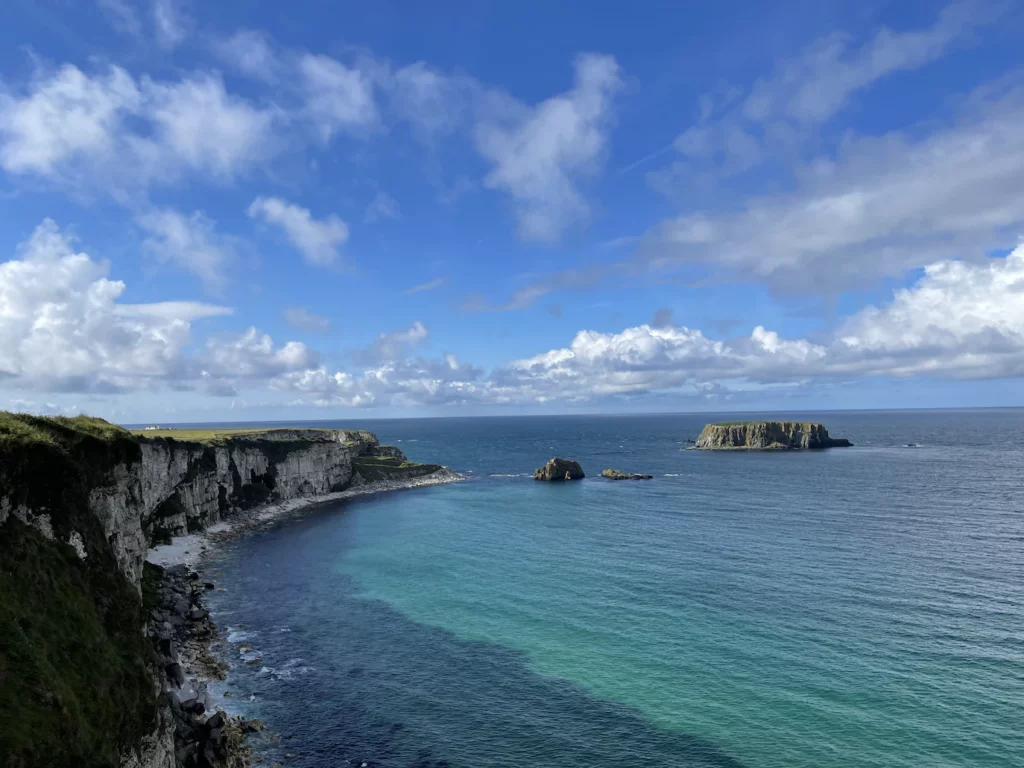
[{"x1": 143, "y1": 469, "x2": 464, "y2": 767}]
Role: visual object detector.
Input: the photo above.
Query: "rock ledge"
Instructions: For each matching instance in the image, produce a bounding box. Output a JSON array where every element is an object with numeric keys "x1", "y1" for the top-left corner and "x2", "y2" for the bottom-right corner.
[{"x1": 601, "y1": 469, "x2": 653, "y2": 480}]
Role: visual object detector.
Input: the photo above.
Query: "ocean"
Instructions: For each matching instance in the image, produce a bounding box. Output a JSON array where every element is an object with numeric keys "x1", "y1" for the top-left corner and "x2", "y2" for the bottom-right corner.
[{"x1": 199, "y1": 410, "x2": 1024, "y2": 767}]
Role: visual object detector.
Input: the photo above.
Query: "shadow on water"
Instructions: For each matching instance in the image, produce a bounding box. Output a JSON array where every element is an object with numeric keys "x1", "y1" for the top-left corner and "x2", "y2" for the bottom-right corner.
[{"x1": 209, "y1": 510, "x2": 749, "y2": 768}]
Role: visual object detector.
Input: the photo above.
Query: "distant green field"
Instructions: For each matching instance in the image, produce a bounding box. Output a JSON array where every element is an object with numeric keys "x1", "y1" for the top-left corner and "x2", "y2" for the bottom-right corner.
[
  {"x1": 352, "y1": 455, "x2": 443, "y2": 481},
  {"x1": 710, "y1": 421, "x2": 817, "y2": 427},
  {"x1": 132, "y1": 426, "x2": 305, "y2": 442},
  {"x1": 130, "y1": 426, "x2": 375, "y2": 444}
]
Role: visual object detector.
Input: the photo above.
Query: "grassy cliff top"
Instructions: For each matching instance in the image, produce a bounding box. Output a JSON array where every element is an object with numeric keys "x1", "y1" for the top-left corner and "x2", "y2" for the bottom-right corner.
[
  {"x1": 132, "y1": 426, "x2": 375, "y2": 444},
  {"x1": 0, "y1": 412, "x2": 132, "y2": 448},
  {"x1": 709, "y1": 420, "x2": 821, "y2": 427}
]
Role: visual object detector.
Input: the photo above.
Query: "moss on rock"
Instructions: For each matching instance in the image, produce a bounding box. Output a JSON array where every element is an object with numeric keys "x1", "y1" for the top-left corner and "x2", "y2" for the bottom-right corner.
[{"x1": 0, "y1": 413, "x2": 155, "y2": 768}]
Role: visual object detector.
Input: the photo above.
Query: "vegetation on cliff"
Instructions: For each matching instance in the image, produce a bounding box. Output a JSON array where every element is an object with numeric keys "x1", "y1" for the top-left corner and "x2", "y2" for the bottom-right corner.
[
  {"x1": 0, "y1": 413, "x2": 154, "y2": 767},
  {"x1": 352, "y1": 455, "x2": 445, "y2": 482}
]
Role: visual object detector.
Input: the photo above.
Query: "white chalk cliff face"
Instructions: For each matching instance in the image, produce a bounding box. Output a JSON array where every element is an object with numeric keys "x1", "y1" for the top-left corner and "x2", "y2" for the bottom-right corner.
[{"x1": 82, "y1": 430, "x2": 382, "y2": 588}]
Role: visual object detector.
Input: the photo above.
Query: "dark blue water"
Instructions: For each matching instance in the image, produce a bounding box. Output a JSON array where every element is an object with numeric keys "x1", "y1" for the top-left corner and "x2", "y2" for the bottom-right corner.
[{"x1": 202, "y1": 411, "x2": 1024, "y2": 767}]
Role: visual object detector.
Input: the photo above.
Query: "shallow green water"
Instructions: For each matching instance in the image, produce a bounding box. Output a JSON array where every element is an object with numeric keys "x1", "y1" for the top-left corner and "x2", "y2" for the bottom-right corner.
[{"x1": 206, "y1": 412, "x2": 1024, "y2": 767}]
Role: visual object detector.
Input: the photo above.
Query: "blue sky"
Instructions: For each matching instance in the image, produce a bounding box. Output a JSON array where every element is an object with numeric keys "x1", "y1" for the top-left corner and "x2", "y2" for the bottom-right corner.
[{"x1": 2, "y1": 0, "x2": 1024, "y2": 422}]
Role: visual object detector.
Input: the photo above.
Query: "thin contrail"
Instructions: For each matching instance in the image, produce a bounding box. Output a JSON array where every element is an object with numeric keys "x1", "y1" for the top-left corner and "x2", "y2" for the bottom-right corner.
[{"x1": 616, "y1": 143, "x2": 676, "y2": 175}]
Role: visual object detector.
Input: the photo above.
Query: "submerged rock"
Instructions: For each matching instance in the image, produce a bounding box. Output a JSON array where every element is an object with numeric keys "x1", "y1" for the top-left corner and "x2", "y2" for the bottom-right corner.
[
  {"x1": 601, "y1": 469, "x2": 653, "y2": 480},
  {"x1": 533, "y1": 458, "x2": 585, "y2": 481},
  {"x1": 695, "y1": 421, "x2": 852, "y2": 450}
]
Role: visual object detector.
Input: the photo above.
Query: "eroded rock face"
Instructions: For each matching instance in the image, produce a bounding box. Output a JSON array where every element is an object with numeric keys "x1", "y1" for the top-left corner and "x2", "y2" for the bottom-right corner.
[
  {"x1": 79, "y1": 430, "x2": 402, "y2": 589},
  {"x1": 695, "y1": 422, "x2": 852, "y2": 450},
  {"x1": 601, "y1": 469, "x2": 654, "y2": 480},
  {"x1": 533, "y1": 458, "x2": 585, "y2": 481}
]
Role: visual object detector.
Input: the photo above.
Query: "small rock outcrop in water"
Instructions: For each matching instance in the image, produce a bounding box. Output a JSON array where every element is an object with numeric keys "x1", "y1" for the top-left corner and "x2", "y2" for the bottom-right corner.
[
  {"x1": 695, "y1": 421, "x2": 853, "y2": 450},
  {"x1": 601, "y1": 469, "x2": 654, "y2": 480},
  {"x1": 533, "y1": 458, "x2": 585, "y2": 481}
]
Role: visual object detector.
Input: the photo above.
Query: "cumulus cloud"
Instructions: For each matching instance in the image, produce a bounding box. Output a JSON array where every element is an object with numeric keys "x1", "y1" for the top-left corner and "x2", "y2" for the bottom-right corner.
[
  {"x1": 272, "y1": 354, "x2": 485, "y2": 408},
  {"x1": 356, "y1": 321, "x2": 429, "y2": 364},
  {"x1": 494, "y1": 245, "x2": 1024, "y2": 401},
  {"x1": 197, "y1": 244, "x2": 1024, "y2": 409},
  {"x1": 0, "y1": 64, "x2": 279, "y2": 195},
  {"x1": 474, "y1": 54, "x2": 623, "y2": 243},
  {"x1": 247, "y1": 196, "x2": 349, "y2": 266},
  {"x1": 203, "y1": 327, "x2": 317, "y2": 378},
  {"x1": 0, "y1": 219, "x2": 332, "y2": 400},
  {"x1": 0, "y1": 220, "x2": 230, "y2": 392},
  {"x1": 283, "y1": 307, "x2": 332, "y2": 333},
  {"x1": 137, "y1": 208, "x2": 238, "y2": 293}
]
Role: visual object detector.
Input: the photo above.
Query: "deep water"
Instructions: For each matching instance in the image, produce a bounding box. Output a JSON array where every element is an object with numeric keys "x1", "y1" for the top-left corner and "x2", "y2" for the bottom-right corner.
[{"x1": 202, "y1": 410, "x2": 1024, "y2": 767}]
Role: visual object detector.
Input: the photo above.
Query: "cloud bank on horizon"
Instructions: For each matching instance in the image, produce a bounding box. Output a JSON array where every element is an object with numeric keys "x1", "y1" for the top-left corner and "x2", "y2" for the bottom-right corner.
[{"x1": 1, "y1": 0, "x2": 1022, "y2": 421}]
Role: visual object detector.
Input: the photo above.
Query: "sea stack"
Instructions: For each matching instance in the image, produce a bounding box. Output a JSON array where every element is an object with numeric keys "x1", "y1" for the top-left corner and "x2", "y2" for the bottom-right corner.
[
  {"x1": 534, "y1": 457, "x2": 585, "y2": 481},
  {"x1": 601, "y1": 469, "x2": 654, "y2": 480},
  {"x1": 695, "y1": 421, "x2": 852, "y2": 450}
]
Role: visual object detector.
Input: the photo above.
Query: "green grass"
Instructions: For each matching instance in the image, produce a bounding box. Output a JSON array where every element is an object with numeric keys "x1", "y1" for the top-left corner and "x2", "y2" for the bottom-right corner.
[
  {"x1": 710, "y1": 421, "x2": 818, "y2": 427},
  {"x1": 0, "y1": 412, "x2": 153, "y2": 767},
  {"x1": 0, "y1": 413, "x2": 133, "y2": 448},
  {"x1": 132, "y1": 426, "x2": 376, "y2": 445},
  {"x1": 352, "y1": 455, "x2": 443, "y2": 482}
]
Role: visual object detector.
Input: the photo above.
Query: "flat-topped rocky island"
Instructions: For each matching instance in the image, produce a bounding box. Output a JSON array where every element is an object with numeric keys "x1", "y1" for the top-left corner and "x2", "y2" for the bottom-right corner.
[{"x1": 695, "y1": 421, "x2": 853, "y2": 450}]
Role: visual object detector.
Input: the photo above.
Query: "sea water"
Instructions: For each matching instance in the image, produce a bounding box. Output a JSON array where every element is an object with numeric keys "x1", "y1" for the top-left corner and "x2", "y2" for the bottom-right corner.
[{"x1": 201, "y1": 411, "x2": 1024, "y2": 767}]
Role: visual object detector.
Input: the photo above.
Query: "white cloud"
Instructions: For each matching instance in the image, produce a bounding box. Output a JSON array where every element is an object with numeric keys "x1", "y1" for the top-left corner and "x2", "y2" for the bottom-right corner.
[
  {"x1": 387, "y1": 62, "x2": 473, "y2": 139},
  {"x1": 493, "y1": 244, "x2": 1024, "y2": 401},
  {"x1": 673, "y1": 2, "x2": 1000, "y2": 177},
  {"x1": 283, "y1": 306, "x2": 332, "y2": 333},
  {"x1": 652, "y1": 82, "x2": 1024, "y2": 289},
  {"x1": 356, "y1": 321, "x2": 429, "y2": 363},
  {"x1": 137, "y1": 208, "x2": 238, "y2": 294},
  {"x1": 0, "y1": 65, "x2": 142, "y2": 178},
  {"x1": 247, "y1": 196, "x2": 349, "y2": 266},
  {"x1": 364, "y1": 191, "x2": 400, "y2": 223},
  {"x1": 203, "y1": 327, "x2": 317, "y2": 378},
  {"x1": 474, "y1": 54, "x2": 623, "y2": 243},
  {"x1": 299, "y1": 54, "x2": 378, "y2": 140},
  {"x1": 833, "y1": 246, "x2": 1024, "y2": 379},
  {"x1": 0, "y1": 64, "x2": 280, "y2": 195},
  {"x1": 143, "y1": 74, "x2": 279, "y2": 180},
  {"x1": 217, "y1": 29, "x2": 280, "y2": 82},
  {"x1": 403, "y1": 277, "x2": 447, "y2": 295},
  {"x1": 152, "y1": 0, "x2": 188, "y2": 49},
  {"x1": 96, "y1": 0, "x2": 142, "y2": 37},
  {"x1": 744, "y1": 2, "x2": 991, "y2": 125},
  {"x1": 0, "y1": 220, "x2": 230, "y2": 392},
  {"x1": 272, "y1": 354, "x2": 485, "y2": 408}
]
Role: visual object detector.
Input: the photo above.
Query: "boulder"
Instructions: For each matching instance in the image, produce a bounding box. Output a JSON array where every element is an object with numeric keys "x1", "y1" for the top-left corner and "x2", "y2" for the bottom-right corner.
[
  {"x1": 533, "y1": 458, "x2": 585, "y2": 481},
  {"x1": 166, "y1": 662, "x2": 186, "y2": 688},
  {"x1": 695, "y1": 421, "x2": 852, "y2": 450},
  {"x1": 601, "y1": 469, "x2": 653, "y2": 480}
]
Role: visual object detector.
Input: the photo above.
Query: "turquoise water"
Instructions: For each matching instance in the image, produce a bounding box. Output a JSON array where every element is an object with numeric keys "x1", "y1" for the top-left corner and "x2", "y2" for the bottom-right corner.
[{"x1": 204, "y1": 411, "x2": 1024, "y2": 767}]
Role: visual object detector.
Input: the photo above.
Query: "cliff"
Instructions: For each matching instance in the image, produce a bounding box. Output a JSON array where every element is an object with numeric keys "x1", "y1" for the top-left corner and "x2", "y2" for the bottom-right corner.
[
  {"x1": 0, "y1": 413, "x2": 454, "y2": 768},
  {"x1": 694, "y1": 421, "x2": 853, "y2": 450}
]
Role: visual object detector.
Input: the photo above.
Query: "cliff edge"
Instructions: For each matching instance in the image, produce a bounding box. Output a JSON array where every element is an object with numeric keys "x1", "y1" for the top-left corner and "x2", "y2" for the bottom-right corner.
[
  {"x1": 0, "y1": 413, "x2": 456, "y2": 768},
  {"x1": 695, "y1": 421, "x2": 852, "y2": 450}
]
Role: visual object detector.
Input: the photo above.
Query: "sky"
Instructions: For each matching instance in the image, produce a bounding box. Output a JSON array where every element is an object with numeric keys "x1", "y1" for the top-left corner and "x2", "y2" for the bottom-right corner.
[{"x1": 2, "y1": 0, "x2": 1024, "y2": 423}]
